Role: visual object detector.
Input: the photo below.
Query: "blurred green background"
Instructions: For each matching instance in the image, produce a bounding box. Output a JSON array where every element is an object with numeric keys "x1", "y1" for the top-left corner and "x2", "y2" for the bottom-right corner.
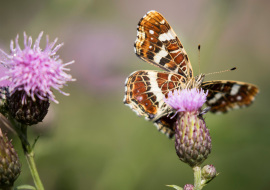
[{"x1": 0, "y1": 0, "x2": 270, "y2": 190}]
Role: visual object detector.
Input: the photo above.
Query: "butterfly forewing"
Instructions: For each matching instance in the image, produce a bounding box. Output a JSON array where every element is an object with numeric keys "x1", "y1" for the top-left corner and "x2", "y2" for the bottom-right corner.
[
  {"x1": 202, "y1": 81, "x2": 259, "y2": 113},
  {"x1": 135, "y1": 10, "x2": 193, "y2": 78}
]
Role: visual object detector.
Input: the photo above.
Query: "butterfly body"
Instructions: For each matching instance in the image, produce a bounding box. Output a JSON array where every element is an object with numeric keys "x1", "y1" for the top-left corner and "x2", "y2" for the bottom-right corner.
[{"x1": 124, "y1": 10, "x2": 259, "y2": 138}]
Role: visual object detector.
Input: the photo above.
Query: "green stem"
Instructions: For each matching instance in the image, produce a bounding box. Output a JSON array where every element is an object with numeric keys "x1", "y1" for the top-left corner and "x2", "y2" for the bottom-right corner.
[
  {"x1": 193, "y1": 166, "x2": 202, "y2": 190},
  {"x1": 24, "y1": 150, "x2": 44, "y2": 190},
  {"x1": 15, "y1": 122, "x2": 44, "y2": 190}
]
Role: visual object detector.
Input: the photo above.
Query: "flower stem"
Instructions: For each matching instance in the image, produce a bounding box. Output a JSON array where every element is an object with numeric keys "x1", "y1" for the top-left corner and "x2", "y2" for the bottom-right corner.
[
  {"x1": 19, "y1": 124, "x2": 44, "y2": 190},
  {"x1": 193, "y1": 166, "x2": 202, "y2": 190},
  {"x1": 24, "y1": 149, "x2": 44, "y2": 190},
  {"x1": 10, "y1": 119, "x2": 45, "y2": 190}
]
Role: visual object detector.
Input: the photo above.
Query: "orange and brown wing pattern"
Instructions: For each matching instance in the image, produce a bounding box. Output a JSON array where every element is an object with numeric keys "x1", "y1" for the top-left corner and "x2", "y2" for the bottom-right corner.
[
  {"x1": 201, "y1": 81, "x2": 259, "y2": 113},
  {"x1": 124, "y1": 70, "x2": 185, "y2": 137},
  {"x1": 134, "y1": 10, "x2": 193, "y2": 78}
]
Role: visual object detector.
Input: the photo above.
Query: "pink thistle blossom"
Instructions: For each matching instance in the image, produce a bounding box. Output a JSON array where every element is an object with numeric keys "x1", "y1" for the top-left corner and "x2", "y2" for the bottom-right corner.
[
  {"x1": 164, "y1": 88, "x2": 208, "y2": 113},
  {"x1": 0, "y1": 32, "x2": 75, "y2": 104}
]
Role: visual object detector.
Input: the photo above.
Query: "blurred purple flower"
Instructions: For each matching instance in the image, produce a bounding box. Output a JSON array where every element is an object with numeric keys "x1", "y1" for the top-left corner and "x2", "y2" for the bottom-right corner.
[
  {"x1": 0, "y1": 32, "x2": 75, "y2": 104},
  {"x1": 64, "y1": 24, "x2": 128, "y2": 94},
  {"x1": 164, "y1": 88, "x2": 208, "y2": 113}
]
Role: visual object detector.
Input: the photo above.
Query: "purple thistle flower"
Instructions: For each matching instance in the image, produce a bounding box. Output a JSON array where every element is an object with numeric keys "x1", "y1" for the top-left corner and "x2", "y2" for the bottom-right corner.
[
  {"x1": 164, "y1": 88, "x2": 208, "y2": 113},
  {"x1": 0, "y1": 32, "x2": 75, "y2": 104}
]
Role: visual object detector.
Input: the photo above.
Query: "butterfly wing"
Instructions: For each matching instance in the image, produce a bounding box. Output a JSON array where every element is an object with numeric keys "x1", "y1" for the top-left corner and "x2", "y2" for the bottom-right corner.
[
  {"x1": 201, "y1": 80, "x2": 259, "y2": 113},
  {"x1": 135, "y1": 10, "x2": 193, "y2": 78},
  {"x1": 124, "y1": 70, "x2": 185, "y2": 137},
  {"x1": 154, "y1": 113, "x2": 177, "y2": 138}
]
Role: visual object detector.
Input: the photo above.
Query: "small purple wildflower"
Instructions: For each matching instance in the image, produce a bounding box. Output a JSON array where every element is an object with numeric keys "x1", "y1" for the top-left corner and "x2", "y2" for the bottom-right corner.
[
  {"x1": 164, "y1": 88, "x2": 208, "y2": 113},
  {"x1": 0, "y1": 32, "x2": 75, "y2": 104}
]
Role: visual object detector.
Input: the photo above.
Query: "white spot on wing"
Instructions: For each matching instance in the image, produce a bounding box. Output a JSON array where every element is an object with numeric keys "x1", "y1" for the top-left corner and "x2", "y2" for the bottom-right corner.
[
  {"x1": 167, "y1": 29, "x2": 176, "y2": 40},
  {"x1": 230, "y1": 84, "x2": 240, "y2": 95},
  {"x1": 153, "y1": 46, "x2": 168, "y2": 63},
  {"x1": 236, "y1": 96, "x2": 242, "y2": 101},
  {"x1": 158, "y1": 29, "x2": 176, "y2": 42},
  {"x1": 149, "y1": 30, "x2": 154, "y2": 34},
  {"x1": 170, "y1": 49, "x2": 180, "y2": 54},
  {"x1": 208, "y1": 93, "x2": 223, "y2": 104},
  {"x1": 148, "y1": 72, "x2": 164, "y2": 103},
  {"x1": 159, "y1": 33, "x2": 167, "y2": 41},
  {"x1": 160, "y1": 19, "x2": 165, "y2": 24}
]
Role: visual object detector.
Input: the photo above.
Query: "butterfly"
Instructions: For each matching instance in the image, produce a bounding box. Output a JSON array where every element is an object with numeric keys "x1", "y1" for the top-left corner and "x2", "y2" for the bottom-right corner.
[{"x1": 123, "y1": 10, "x2": 259, "y2": 138}]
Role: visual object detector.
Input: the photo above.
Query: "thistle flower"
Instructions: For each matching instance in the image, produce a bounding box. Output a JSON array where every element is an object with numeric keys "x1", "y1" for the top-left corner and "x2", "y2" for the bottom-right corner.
[
  {"x1": 164, "y1": 88, "x2": 211, "y2": 167},
  {"x1": 164, "y1": 88, "x2": 207, "y2": 114},
  {"x1": 0, "y1": 32, "x2": 75, "y2": 125},
  {"x1": 0, "y1": 32, "x2": 74, "y2": 104},
  {"x1": 0, "y1": 128, "x2": 21, "y2": 188}
]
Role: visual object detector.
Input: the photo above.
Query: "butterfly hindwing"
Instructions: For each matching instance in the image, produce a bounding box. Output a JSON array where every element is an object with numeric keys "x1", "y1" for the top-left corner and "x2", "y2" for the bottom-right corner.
[
  {"x1": 201, "y1": 80, "x2": 259, "y2": 113},
  {"x1": 154, "y1": 113, "x2": 177, "y2": 138},
  {"x1": 135, "y1": 10, "x2": 193, "y2": 78},
  {"x1": 124, "y1": 70, "x2": 185, "y2": 135}
]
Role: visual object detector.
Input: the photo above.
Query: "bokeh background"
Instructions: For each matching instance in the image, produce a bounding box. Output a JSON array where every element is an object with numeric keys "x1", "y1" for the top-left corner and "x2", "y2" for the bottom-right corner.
[{"x1": 0, "y1": 0, "x2": 270, "y2": 190}]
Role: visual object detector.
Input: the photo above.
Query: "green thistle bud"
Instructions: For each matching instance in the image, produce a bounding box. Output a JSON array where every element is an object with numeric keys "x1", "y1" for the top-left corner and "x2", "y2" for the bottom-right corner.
[
  {"x1": 0, "y1": 128, "x2": 21, "y2": 188},
  {"x1": 184, "y1": 184, "x2": 194, "y2": 190},
  {"x1": 7, "y1": 89, "x2": 50, "y2": 125},
  {"x1": 201, "y1": 164, "x2": 217, "y2": 184},
  {"x1": 174, "y1": 112, "x2": 211, "y2": 167}
]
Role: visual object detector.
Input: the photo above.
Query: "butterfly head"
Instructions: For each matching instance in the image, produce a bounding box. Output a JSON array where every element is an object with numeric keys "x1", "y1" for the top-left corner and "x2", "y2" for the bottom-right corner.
[{"x1": 186, "y1": 74, "x2": 205, "y2": 89}]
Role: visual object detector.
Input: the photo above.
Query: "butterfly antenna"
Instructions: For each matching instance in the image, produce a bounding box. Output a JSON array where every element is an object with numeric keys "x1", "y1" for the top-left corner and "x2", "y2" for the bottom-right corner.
[
  {"x1": 205, "y1": 67, "x2": 237, "y2": 76},
  {"x1": 198, "y1": 44, "x2": 201, "y2": 74}
]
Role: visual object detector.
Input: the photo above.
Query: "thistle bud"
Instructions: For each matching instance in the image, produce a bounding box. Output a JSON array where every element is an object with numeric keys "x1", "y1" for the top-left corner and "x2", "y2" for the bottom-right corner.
[
  {"x1": 184, "y1": 184, "x2": 194, "y2": 190},
  {"x1": 7, "y1": 89, "x2": 50, "y2": 125},
  {"x1": 175, "y1": 112, "x2": 211, "y2": 167},
  {"x1": 164, "y1": 88, "x2": 211, "y2": 167},
  {"x1": 0, "y1": 129, "x2": 21, "y2": 188},
  {"x1": 201, "y1": 164, "x2": 217, "y2": 184}
]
